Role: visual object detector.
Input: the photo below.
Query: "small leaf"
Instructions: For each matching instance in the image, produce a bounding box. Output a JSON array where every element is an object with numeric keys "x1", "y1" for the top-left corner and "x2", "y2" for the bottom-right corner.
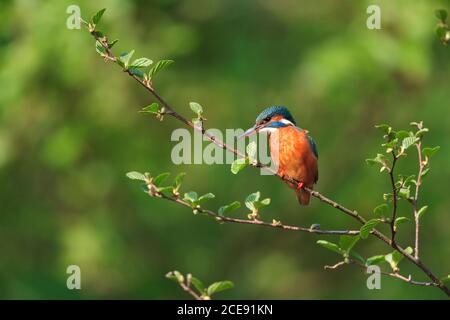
[
  {"x1": 189, "y1": 102, "x2": 203, "y2": 116},
  {"x1": 415, "y1": 128, "x2": 429, "y2": 137},
  {"x1": 422, "y1": 146, "x2": 440, "y2": 158},
  {"x1": 259, "y1": 198, "x2": 271, "y2": 206},
  {"x1": 119, "y1": 50, "x2": 135, "y2": 69},
  {"x1": 360, "y1": 219, "x2": 380, "y2": 239},
  {"x1": 153, "y1": 172, "x2": 170, "y2": 186},
  {"x1": 417, "y1": 205, "x2": 428, "y2": 219},
  {"x1": 339, "y1": 235, "x2": 360, "y2": 253},
  {"x1": 95, "y1": 40, "x2": 106, "y2": 55},
  {"x1": 218, "y1": 201, "x2": 241, "y2": 216},
  {"x1": 166, "y1": 270, "x2": 184, "y2": 283},
  {"x1": 394, "y1": 217, "x2": 410, "y2": 231},
  {"x1": 129, "y1": 68, "x2": 145, "y2": 79},
  {"x1": 92, "y1": 8, "x2": 106, "y2": 25},
  {"x1": 126, "y1": 171, "x2": 147, "y2": 181},
  {"x1": 197, "y1": 193, "x2": 215, "y2": 204},
  {"x1": 375, "y1": 124, "x2": 392, "y2": 135},
  {"x1": 191, "y1": 277, "x2": 206, "y2": 294},
  {"x1": 245, "y1": 192, "x2": 261, "y2": 211},
  {"x1": 350, "y1": 250, "x2": 366, "y2": 264},
  {"x1": 401, "y1": 136, "x2": 419, "y2": 150},
  {"x1": 206, "y1": 281, "x2": 234, "y2": 296},
  {"x1": 398, "y1": 187, "x2": 410, "y2": 199},
  {"x1": 158, "y1": 186, "x2": 174, "y2": 194},
  {"x1": 435, "y1": 9, "x2": 448, "y2": 22},
  {"x1": 109, "y1": 39, "x2": 118, "y2": 48},
  {"x1": 184, "y1": 191, "x2": 198, "y2": 203},
  {"x1": 373, "y1": 204, "x2": 388, "y2": 216},
  {"x1": 395, "y1": 130, "x2": 410, "y2": 140},
  {"x1": 173, "y1": 172, "x2": 186, "y2": 191},
  {"x1": 140, "y1": 102, "x2": 160, "y2": 114},
  {"x1": 366, "y1": 255, "x2": 386, "y2": 266},
  {"x1": 148, "y1": 59, "x2": 174, "y2": 80},
  {"x1": 130, "y1": 57, "x2": 153, "y2": 68},
  {"x1": 246, "y1": 141, "x2": 257, "y2": 160},
  {"x1": 316, "y1": 240, "x2": 344, "y2": 255},
  {"x1": 231, "y1": 158, "x2": 249, "y2": 174}
]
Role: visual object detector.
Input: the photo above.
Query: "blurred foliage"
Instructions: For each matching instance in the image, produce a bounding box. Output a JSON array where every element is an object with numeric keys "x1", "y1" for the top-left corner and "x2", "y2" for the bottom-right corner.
[{"x1": 0, "y1": 0, "x2": 449, "y2": 299}]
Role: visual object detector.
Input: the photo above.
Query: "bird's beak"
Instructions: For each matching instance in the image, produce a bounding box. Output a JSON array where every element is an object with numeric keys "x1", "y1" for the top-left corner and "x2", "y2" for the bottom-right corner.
[{"x1": 238, "y1": 124, "x2": 263, "y2": 139}]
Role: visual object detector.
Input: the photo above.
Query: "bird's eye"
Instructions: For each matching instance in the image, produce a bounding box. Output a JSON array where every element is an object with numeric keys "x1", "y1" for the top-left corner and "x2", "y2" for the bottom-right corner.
[{"x1": 264, "y1": 116, "x2": 271, "y2": 122}]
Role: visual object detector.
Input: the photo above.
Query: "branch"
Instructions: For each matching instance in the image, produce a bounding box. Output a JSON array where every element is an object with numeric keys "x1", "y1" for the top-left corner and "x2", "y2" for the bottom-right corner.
[
  {"x1": 326, "y1": 259, "x2": 438, "y2": 287},
  {"x1": 147, "y1": 182, "x2": 360, "y2": 236},
  {"x1": 388, "y1": 153, "x2": 399, "y2": 245},
  {"x1": 413, "y1": 141, "x2": 424, "y2": 259},
  {"x1": 85, "y1": 24, "x2": 450, "y2": 297}
]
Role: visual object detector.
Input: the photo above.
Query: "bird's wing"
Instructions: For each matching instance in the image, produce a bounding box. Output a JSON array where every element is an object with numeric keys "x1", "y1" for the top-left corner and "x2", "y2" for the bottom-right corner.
[
  {"x1": 295, "y1": 126, "x2": 319, "y2": 159},
  {"x1": 307, "y1": 134, "x2": 319, "y2": 159}
]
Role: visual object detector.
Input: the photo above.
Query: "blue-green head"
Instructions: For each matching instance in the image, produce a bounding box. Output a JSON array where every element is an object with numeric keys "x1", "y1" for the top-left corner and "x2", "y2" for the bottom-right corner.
[{"x1": 240, "y1": 106, "x2": 297, "y2": 138}]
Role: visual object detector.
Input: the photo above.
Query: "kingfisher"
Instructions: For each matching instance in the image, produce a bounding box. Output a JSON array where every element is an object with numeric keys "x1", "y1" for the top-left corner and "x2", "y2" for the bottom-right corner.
[{"x1": 241, "y1": 106, "x2": 318, "y2": 205}]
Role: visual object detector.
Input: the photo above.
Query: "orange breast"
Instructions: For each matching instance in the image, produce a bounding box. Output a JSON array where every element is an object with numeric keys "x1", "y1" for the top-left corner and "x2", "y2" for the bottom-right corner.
[{"x1": 269, "y1": 127, "x2": 318, "y2": 188}]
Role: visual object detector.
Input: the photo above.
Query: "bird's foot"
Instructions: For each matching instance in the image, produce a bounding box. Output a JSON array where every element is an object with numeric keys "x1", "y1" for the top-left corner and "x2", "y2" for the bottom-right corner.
[{"x1": 296, "y1": 182, "x2": 304, "y2": 190}]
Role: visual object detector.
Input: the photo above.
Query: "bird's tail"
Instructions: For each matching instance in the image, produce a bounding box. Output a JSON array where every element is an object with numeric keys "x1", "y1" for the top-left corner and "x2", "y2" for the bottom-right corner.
[{"x1": 295, "y1": 188, "x2": 311, "y2": 206}]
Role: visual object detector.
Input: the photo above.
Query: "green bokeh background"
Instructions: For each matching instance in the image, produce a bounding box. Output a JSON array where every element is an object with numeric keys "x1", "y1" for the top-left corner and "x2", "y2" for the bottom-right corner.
[{"x1": 0, "y1": 0, "x2": 449, "y2": 299}]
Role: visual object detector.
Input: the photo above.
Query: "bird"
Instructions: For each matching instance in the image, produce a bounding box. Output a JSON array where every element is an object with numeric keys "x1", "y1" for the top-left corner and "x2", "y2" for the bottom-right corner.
[{"x1": 240, "y1": 106, "x2": 318, "y2": 205}]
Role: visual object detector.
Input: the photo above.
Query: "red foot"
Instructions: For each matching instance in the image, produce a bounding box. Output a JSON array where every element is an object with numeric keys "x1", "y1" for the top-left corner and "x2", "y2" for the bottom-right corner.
[{"x1": 296, "y1": 182, "x2": 304, "y2": 190}]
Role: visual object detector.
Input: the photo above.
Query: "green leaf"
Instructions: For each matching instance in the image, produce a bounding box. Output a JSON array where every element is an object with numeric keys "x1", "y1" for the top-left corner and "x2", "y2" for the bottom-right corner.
[
  {"x1": 435, "y1": 9, "x2": 448, "y2": 22},
  {"x1": 365, "y1": 153, "x2": 387, "y2": 166},
  {"x1": 130, "y1": 57, "x2": 153, "y2": 68},
  {"x1": 339, "y1": 235, "x2": 360, "y2": 253},
  {"x1": 157, "y1": 186, "x2": 174, "y2": 194},
  {"x1": 417, "y1": 205, "x2": 428, "y2": 219},
  {"x1": 360, "y1": 219, "x2": 380, "y2": 239},
  {"x1": 166, "y1": 270, "x2": 184, "y2": 283},
  {"x1": 173, "y1": 172, "x2": 186, "y2": 190},
  {"x1": 92, "y1": 8, "x2": 106, "y2": 25},
  {"x1": 197, "y1": 193, "x2": 215, "y2": 204},
  {"x1": 394, "y1": 217, "x2": 410, "y2": 231},
  {"x1": 415, "y1": 128, "x2": 429, "y2": 137},
  {"x1": 395, "y1": 130, "x2": 410, "y2": 140},
  {"x1": 184, "y1": 191, "x2": 198, "y2": 203},
  {"x1": 259, "y1": 198, "x2": 271, "y2": 206},
  {"x1": 128, "y1": 68, "x2": 145, "y2": 79},
  {"x1": 148, "y1": 59, "x2": 174, "y2": 80},
  {"x1": 316, "y1": 240, "x2": 344, "y2": 255},
  {"x1": 95, "y1": 40, "x2": 106, "y2": 55},
  {"x1": 191, "y1": 277, "x2": 206, "y2": 294},
  {"x1": 398, "y1": 187, "x2": 410, "y2": 199},
  {"x1": 218, "y1": 201, "x2": 241, "y2": 216},
  {"x1": 119, "y1": 50, "x2": 135, "y2": 69},
  {"x1": 109, "y1": 39, "x2": 118, "y2": 48},
  {"x1": 375, "y1": 124, "x2": 392, "y2": 135},
  {"x1": 231, "y1": 158, "x2": 249, "y2": 174},
  {"x1": 422, "y1": 146, "x2": 440, "y2": 158},
  {"x1": 401, "y1": 136, "x2": 419, "y2": 150},
  {"x1": 206, "y1": 281, "x2": 234, "y2": 296},
  {"x1": 245, "y1": 192, "x2": 261, "y2": 211},
  {"x1": 153, "y1": 172, "x2": 170, "y2": 186},
  {"x1": 189, "y1": 102, "x2": 203, "y2": 115},
  {"x1": 246, "y1": 141, "x2": 257, "y2": 160},
  {"x1": 385, "y1": 247, "x2": 413, "y2": 272},
  {"x1": 366, "y1": 255, "x2": 386, "y2": 266},
  {"x1": 350, "y1": 250, "x2": 366, "y2": 264},
  {"x1": 373, "y1": 204, "x2": 388, "y2": 216},
  {"x1": 140, "y1": 102, "x2": 160, "y2": 114},
  {"x1": 126, "y1": 171, "x2": 147, "y2": 181}
]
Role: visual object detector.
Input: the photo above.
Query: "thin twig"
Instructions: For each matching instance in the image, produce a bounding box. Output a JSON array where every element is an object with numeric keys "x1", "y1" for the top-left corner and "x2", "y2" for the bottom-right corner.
[
  {"x1": 413, "y1": 141, "x2": 423, "y2": 260},
  {"x1": 154, "y1": 189, "x2": 360, "y2": 236},
  {"x1": 87, "y1": 29, "x2": 450, "y2": 297},
  {"x1": 388, "y1": 153, "x2": 398, "y2": 246}
]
